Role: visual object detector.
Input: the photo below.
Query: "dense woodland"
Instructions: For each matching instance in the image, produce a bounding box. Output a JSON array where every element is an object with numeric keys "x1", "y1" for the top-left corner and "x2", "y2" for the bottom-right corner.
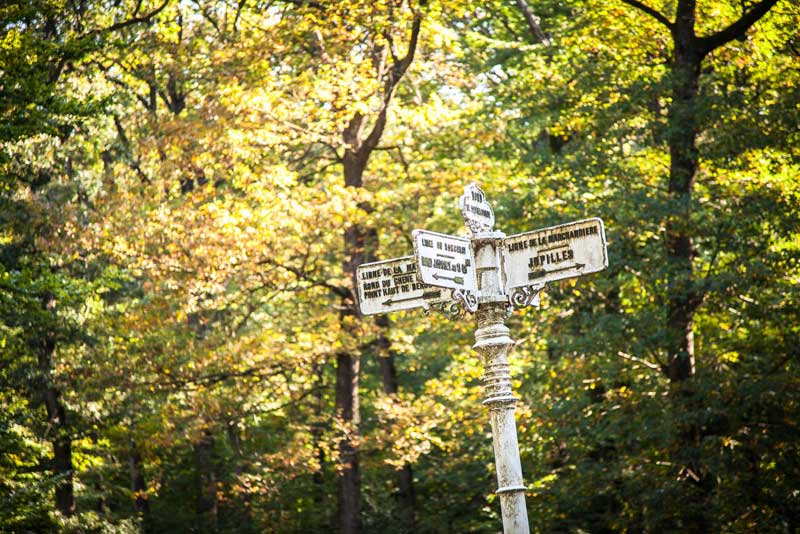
[{"x1": 2, "y1": 0, "x2": 799, "y2": 532}]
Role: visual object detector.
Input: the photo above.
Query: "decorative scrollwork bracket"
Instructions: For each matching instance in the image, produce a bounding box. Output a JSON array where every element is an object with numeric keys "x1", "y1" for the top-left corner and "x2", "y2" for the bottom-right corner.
[
  {"x1": 423, "y1": 300, "x2": 462, "y2": 319},
  {"x1": 509, "y1": 283, "x2": 545, "y2": 311},
  {"x1": 452, "y1": 288, "x2": 478, "y2": 314},
  {"x1": 422, "y1": 288, "x2": 478, "y2": 319}
]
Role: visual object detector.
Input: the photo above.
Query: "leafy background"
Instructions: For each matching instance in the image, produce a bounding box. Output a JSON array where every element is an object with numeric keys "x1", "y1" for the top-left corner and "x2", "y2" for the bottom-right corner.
[{"x1": 1, "y1": 0, "x2": 798, "y2": 532}]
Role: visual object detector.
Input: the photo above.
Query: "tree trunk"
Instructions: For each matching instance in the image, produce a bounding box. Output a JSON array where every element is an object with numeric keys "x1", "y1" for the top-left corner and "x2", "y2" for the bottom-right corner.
[
  {"x1": 336, "y1": 151, "x2": 367, "y2": 534},
  {"x1": 664, "y1": 35, "x2": 717, "y2": 532},
  {"x1": 378, "y1": 352, "x2": 399, "y2": 396},
  {"x1": 46, "y1": 387, "x2": 75, "y2": 516},
  {"x1": 664, "y1": 4, "x2": 703, "y2": 383},
  {"x1": 194, "y1": 428, "x2": 218, "y2": 533},
  {"x1": 129, "y1": 439, "x2": 150, "y2": 531},
  {"x1": 37, "y1": 294, "x2": 75, "y2": 516},
  {"x1": 311, "y1": 361, "x2": 327, "y2": 505},
  {"x1": 335, "y1": 350, "x2": 361, "y2": 534}
]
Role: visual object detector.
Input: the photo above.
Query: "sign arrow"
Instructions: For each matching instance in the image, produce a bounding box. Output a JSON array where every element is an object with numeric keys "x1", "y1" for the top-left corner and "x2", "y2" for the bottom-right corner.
[
  {"x1": 433, "y1": 273, "x2": 464, "y2": 284},
  {"x1": 528, "y1": 263, "x2": 585, "y2": 280},
  {"x1": 382, "y1": 291, "x2": 442, "y2": 306},
  {"x1": 412, "y1": 228, "x2": 478, "y2": 293}
]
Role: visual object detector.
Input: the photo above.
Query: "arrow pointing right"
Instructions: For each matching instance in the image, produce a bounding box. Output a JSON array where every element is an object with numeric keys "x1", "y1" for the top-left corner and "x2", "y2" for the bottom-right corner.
[{"x1": 528, "y1": 263, "x2": 585, "y2": 280}]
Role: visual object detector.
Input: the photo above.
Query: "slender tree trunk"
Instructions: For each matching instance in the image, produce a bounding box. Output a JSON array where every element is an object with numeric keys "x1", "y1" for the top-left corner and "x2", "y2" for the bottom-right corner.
[
  {"x1": 378, "y1": 352, "x2": 399, "y2": 396},
  {"x1": 337, "y1": 152, "x2": 367, "y2": 534},
  {"x1": 129, "y1": 440, "x2": 150, "y2": 532},
  {"x1": 311, "y1": 361, "x2": 327, "y2": 504},
  {"x1": 194, "y1": 428, "x2": 218, "y2": 533},
  {"x1": 335, "y1": 349, "x2": 361, "y2": 534},
  {"x1": 45, "y1": 386, "x2": 75, "y2": 515},
  {"x1": 37, "y1": 294, "x2": 75, "y2": 516},
  {"x1": 225, "y1": 421, "x2": 256, "y2": 533},
  {"x1": 665, "y1": 22, "x2": 711, "y2": 531}
]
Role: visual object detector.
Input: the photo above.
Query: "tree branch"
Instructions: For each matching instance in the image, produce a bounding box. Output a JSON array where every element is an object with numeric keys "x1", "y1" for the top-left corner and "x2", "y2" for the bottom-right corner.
[
  {"x1": 396, "y1": 13, "x2": 423, "y2": 77},
  {"x1": 618, "y1": 0, "x2": 673, "y2": 30},
  {"x1": 375, "y1": 145, "x2": 411, "y2": 180},
  {"x1": 260, "y1": 257, "x2": 350, "y2": 299},
  {"x1": 514, "y1": 0, "x2": 552, "y2": 44},
  {"x1": 766, "y1": 348, "x2": 797, "y2": 375},
  {"x1": 96, "y1": 0, "x2": 170, "y2": 35},
  {"x1": 362, "y1": 12, "x2": 422, "y2": 155},
  {"x1": 696, "y1": 0, "x2": 780, "y2": 55},
  {"x1": 233, "y1": 0, "x2": 247, "y2": 30},
  {"x1": 617, "y1": 350, "x2": 664, "y2": 373},
  {"x1": 112, "y1": 114, "x2": 150, "y2": 184}
]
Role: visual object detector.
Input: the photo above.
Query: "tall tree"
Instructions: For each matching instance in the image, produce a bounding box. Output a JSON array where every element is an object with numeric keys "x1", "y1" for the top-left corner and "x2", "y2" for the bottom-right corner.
[
  {"x1": 616, "y1": 0, "x2": 781, "y2": 381},
  {"x1": 332, "y1": 5, "x2": 422, "y2": 531}
]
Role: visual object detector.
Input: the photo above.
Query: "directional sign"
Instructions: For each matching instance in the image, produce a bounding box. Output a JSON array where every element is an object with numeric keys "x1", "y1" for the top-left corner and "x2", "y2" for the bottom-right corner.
[
  {"x1": 412, "y1": 229, "x2": 478, "y2": 292},
  {"x1": 459, "y1": 182, "x2": 495, "y2": 234},
  {"x1": 357, "y1": 256, "x2": 450, "y2": 315},
  {"x1": 503, "y1": 217, "x2": 607, "y2": 289}
]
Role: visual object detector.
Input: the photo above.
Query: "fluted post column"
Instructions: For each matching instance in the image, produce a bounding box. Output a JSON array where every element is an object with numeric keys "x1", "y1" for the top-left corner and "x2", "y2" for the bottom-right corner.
[{"x1": 473, "y1": 233, "x2": 529, "y2": 534}]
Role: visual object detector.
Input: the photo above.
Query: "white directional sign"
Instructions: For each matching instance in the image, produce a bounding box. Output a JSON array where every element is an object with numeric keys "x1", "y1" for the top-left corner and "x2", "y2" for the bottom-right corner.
[
  {"x1": 357, "y1": 256, "x2": 450, "y2": 316},
  {"x1": 412, "y1": 229, "x2": 478, "y2": 293},
  {"x1": 459, "y1": 182, "x2": 495, "y2": 234},
  {"x1": 503, "y1": 217, "x2": 607, "y2": 289}
]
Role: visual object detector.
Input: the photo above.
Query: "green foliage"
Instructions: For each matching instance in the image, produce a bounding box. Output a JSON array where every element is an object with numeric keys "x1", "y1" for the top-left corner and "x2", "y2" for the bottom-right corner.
[{"x1": 1, "y1": 0, "x2": 799, "y2": 532}]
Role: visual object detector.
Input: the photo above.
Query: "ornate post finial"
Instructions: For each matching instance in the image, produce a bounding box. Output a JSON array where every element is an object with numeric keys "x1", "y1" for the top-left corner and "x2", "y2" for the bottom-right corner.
[{"x1": 459, "y1": 182, "x2": 495, "y2": 234}]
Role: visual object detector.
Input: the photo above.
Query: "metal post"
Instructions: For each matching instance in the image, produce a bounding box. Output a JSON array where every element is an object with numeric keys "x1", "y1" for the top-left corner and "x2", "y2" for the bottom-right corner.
[{"x1": 473, "y1": 233, "x2": 530, "y2": 534}]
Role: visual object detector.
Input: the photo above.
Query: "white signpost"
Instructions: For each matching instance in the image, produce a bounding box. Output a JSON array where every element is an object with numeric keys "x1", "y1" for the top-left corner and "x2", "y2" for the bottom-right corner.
[
  {"x1": 412, "y1": 230, "x2": 478, "y2": 293},
  {"x1": 504, "y1": 218, "x2": 608, "y2": 289},
  {"x1": 356, "y1": 183, "x2": 609, "y2": 534},
  {"x1": 356, "y1": 256, "x2": 450, "y2": 315}
]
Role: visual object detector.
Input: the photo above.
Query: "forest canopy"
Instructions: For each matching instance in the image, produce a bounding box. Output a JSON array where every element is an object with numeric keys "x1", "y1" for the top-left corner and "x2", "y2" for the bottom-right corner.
[{"x1": 1, "y1": 0, "x2": 798, "y2": 533}]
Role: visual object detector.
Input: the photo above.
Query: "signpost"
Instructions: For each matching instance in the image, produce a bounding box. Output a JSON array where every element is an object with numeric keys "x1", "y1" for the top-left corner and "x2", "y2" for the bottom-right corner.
[
  {"x1": 356, "y1": 256, "x2": 450, "y2": 315},
  {"x1": 503, "y1": 218, "x2": 608, "y2": 289},
  {"x1": 412, "y1": 230, "x2": 478, "y2": 292},
  {"x1": 356, "y1": 183, "x2": 609, "y2": 534}
]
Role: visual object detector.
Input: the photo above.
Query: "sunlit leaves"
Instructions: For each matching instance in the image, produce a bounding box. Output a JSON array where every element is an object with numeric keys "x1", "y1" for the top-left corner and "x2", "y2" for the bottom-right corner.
[{"x1": 2, "y1": 0, "x2": 799, "y2": 531}]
